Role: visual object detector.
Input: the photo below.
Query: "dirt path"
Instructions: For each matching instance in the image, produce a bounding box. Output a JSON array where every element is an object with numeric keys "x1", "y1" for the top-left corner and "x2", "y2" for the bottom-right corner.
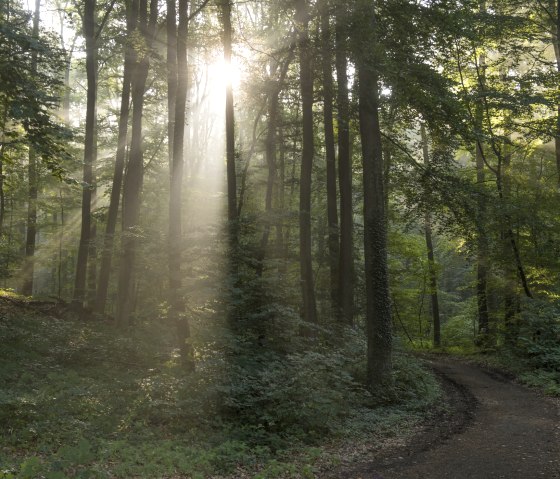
[{"x1": 337, "y1": 357, "x2": 560, "y2": 479}]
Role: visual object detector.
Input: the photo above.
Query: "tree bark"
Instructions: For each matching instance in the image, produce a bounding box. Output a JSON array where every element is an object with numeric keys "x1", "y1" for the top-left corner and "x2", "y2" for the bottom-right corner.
[
  {"x1": 356, "y1": 0, "x2": 392, "y2": 387},
  {"x1": 257, "y1": 52, "x2": 293, "y2": 277},
  {"x1": 116, "y1": 0, "x2": 156, "y2": 326},
  {"x1": 552, "y1": 0, "x2": 560, "y2": 184},
  {"x1": 94, "y1": 42, "x2": 133, "y2": 314},
  {"x1": 73, "y1": 0, "x2": 96, "y2": 305},
  {"x1": 220, "y1": 0, "x2": 238, "y2": 254},
  {"x1": 168, "y1": 0, "x2": 194, "y2": 368},
  {"x1": 22, "y1": 0, "x2": 41, "y2": 296},
  {"x1": 0, "y1": 98, "x2": 9, "y2": 237},
  {"x1": 321, "y1": 0, "x2": 340, "y2": 311},
  {"x1": 335, "y1": 5, "x2": 353, "y2": 325},
  {"x1": 296, "y1": 0, "x2": 318, "y2": 327},
  {"x1": 421, "y1": 125, "x2": 441, "y2": 348},
  {"x1": 475, "y1": 0, "x2": 490, "y2": 339}
]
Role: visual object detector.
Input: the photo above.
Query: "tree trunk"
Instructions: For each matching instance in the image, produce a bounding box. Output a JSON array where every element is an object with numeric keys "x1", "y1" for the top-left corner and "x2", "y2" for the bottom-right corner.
[
  {"x1": 219, "y1": 0, "x2": 241, "y2": 326},
  {"x1": 168, "y1": 0, "x2": 194, "y2": 368},
  {"x1": 356, "y1": 0, "x2": 392, "y2": 387},
  {"x1": 73, "y1": 0, "x2": 96, "y2": 305},
  {"x1": 116, "y1": 0, "x2": 156, "y2": 326},
  {"x1": 167, "y1": 0, "x2": 177, "y2": 171},
  {"x1": 501, "y1": 138, "x2": 519, "y2": 343},
  {"x1": 421, "y1": 124, "x2": 441, "y2": 348},
  {"x1": 321, "y1": 0, "x2": 340, "y2": 311},
  {"x1": 553, "y1": 0, "x2": 560, "y2": 184},
  {"x1": 94, "y1": 51, "x2": 133, "y2": 314},
  {"x1": 220, "y1": 0, "x2": 238, "y2": 257},
  {"x1": 296, "y1": 0, "x2": 318, "y2": 327},
  {"x1": 335, "y1": 5, "x2": 353, "y2": 325},
  {"x1": 22, "y1": 0, "x2": 41, "y2": 297},
  {"x1": 257, "y1": 52, "x2": 293, "y2": 277},
  {"x1": 0, "y1": 101, "x2": 9, "y2": 236},
  {"x1": 475, "y1": 0, "x2": 490, "y2": 339},
  {"x1": 256, "y1": 68, "x2": 280, "y2": 278}
]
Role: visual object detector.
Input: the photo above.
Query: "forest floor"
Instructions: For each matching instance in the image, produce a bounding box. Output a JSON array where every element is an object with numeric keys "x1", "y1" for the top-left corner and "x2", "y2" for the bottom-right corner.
[
  {"x1": 2, "y1": 293, "x2": 559, "y2": 478},
  {"x1": 331, "y1": 357, "x2": 560, "y2": 479}
]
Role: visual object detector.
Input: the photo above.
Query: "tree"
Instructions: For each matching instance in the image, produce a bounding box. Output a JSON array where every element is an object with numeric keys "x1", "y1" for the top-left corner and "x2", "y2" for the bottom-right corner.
[
  {"x1": 95, "y1": 2, "x2": 134, "y2": 314},
  {"x1": 354, "y1": 0, "x2": 392, "y2": 387},
  {"x1": 21, "y1": 0, "x2": 41, "y2": 296},
  {"x1": 116, "y1": 0, "x2": 157, "y2": 325},
  {"x1": 0, "y1": 0, "x2": 70, "y2": 293},
  {"x1": 421, "y1": 124, "x2": 441, "y2": 347},
  {"x1": 73, "y1": 0, "x2": 97, "y2": 306},
  {"x1": 320, "y1": 0, "x2": 340, "y2": 312},
  {"x1": 168, "y1": 0, "x2": 194, "y2": 368},
  {"x1": 296, "y1": 0, "x2": 318, "y2": 327},
  {"x1": 335, "y1": 1, "x2": 354, "y2": 325}
]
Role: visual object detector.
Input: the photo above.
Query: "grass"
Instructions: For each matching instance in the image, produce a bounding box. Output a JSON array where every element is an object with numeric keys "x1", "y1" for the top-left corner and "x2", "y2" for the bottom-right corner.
[{"x1": 0, "y1": 291, "x2": 443, "y2": 478}]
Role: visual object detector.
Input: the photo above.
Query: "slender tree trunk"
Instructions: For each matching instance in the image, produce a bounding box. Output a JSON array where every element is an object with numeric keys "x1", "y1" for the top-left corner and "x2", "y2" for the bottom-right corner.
[
  {"x1": 220, "y1": 0, "x2": 238, "y2": 258},
  {"x1": 116, "y1": 0, "x2": 156, "y2": 325},
  {"x1": 421, "y1": 125, "x2": 441, "y2": 348},
  {"x1": 553, "y1": 0, "x2": 560, "y2": 184},
  {"x1": 167, "y1": 0, "x2": 177, "y2": 171},
  {"x1": 219, "y1": 0, "x2": 241, "y2": 326},
  {"x1": 257, "y1": 53, "x2": 293, "y2": 277},
  {"x1": 296, "y1": 0, "x2": 318, "y2": 327},
  {"x1": 475, "y1": 122, "x2": 490, "y2": 336},
  {"x1": 475, "y1": 0, "x2": 490, "y2": 339},
  {"x1": 58, "y1": 189, "x2": 64, "y2": 298},
  {"x1": 87, "y1": 213, "x2": 97, "y2": 306},
  {"x1": 0, "y1": 102, "x2": 8, "y2": 235},
  {"x1": 22, "y1": 0, "x2": 41, "y2": 296},
  {"x1": 168, "y1": 0, "x2": 194, "y2": 369},
  {"x1": 256, "y1": 67, "x2": 279, "y2": 278},
  {"x1": 276, "y1": 121, "x2": 286, "y2": 267},
  {"x1": 94, "y1": 54, "x2": 133, "y2": 314},
  {"x1": 335, "y1": 5, "x2": 353, "y2": 325},
  {"x1": 321, "y1": 0, "x2": 340, "y2": 310},
  {"x1": 73, "y1": 0, "x2": 96, "y2": 305},
  {"x1": 356, "y1": 0, "x2": 392, "y2": 387},
  {"x1": 501, "y1": 139, "x2": 519, "y2": 343}
]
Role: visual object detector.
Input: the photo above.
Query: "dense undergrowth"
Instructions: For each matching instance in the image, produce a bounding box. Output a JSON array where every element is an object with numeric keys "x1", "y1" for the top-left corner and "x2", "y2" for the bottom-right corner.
[{"x1": 0, "y1": 293, "x2": 441, "y2": 479}]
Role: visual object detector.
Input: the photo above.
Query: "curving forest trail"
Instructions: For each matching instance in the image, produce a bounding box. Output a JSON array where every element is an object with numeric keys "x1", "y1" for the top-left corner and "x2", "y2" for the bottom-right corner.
[{"x1": 337, "y1": 358, "x2": 560, "y2": 479}]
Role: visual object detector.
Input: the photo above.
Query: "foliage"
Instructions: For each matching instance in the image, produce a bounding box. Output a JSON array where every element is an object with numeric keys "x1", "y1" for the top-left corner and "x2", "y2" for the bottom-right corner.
[
  {"x1": 0, "y1": 294, "x2": 443, "y2": 477},
  {"x1": 0, "y1": 0, "x2": 72, "y2": 177}
]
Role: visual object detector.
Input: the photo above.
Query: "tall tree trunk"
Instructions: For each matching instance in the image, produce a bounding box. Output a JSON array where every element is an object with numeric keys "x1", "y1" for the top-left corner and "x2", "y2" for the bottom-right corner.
[
  {"x1": 257, "y1": 52, "x2": 293, "y2": 277},
  {"x1": 168, "y1": 0, "x2": 194, "y2": 368},
  {"x1": 421, "y1": 125, "x2": 441, "y2": 348},
  {"x1": 501, "y1": 138, "x2": 519, "y2": 343},
  {"x1": 219, "y1": 0, "x2": 240, "y2": 326},
  {"x1": 22, "y1": 0, "x2": 41, "y2": 296},
  {"x1": 0, "y1": 100, "x2": 9, "y2": 235},
  {"x1": 335, "y1": 5, "x2": 353, "y2": 325},
  {"x1": 256, "y1": 67, "x2": 280, "y2": 278},
  {"x1": 116, "y1": 0, "x2": 156, "y2": 325},
  {"x1": 87, "y1": 211, "x2": 97, "y2": 305},
  {"x1": 94, "y1": 53, "x2": 133, "y2": 314},
  {"x1": 321, "y1": 0, "x2": 340, "y2": 311},
  {"x1": 296, "y1": 0, "x2": 318, "y2": 327},
  {"x1": 356, "y1": 0, "x2": 392, "y2": 387},
  {"x1": 553, "y1": 0, "x2": 560, "y2": 184},
  {"x1": 73, "y1": 0, "x2": 96, "y2": 305},
  {"x1": 167, "y1": 0, "x2": 177, "y2": 172},
  {"x1": 476, "y1": 0, "x2": 490, "y2": 339},
  {"x1": 220, "y1": 0, "x2": 238, "y2": 259}
]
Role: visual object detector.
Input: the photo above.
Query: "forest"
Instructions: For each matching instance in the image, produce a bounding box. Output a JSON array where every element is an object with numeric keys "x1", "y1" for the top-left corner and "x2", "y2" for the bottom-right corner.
[{"x1": 1, "y1": 0, "x2": 559, "y2": 477}]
